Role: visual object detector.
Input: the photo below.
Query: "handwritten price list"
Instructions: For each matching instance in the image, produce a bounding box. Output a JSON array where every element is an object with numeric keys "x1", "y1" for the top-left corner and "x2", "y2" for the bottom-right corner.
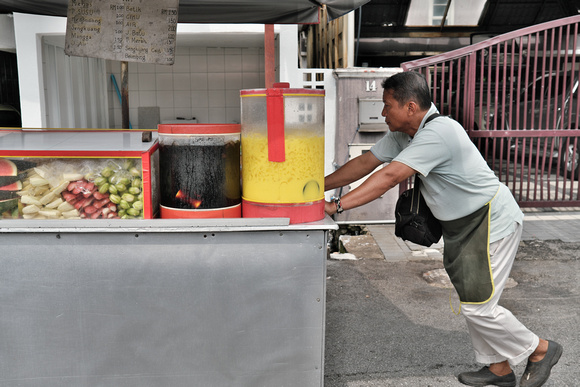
[{"x1": 65, "y1": 0, "x2": 178, "y2": 65}]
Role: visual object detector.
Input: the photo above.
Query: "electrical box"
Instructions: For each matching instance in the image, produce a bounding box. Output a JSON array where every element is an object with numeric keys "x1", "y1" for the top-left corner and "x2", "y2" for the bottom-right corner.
[{"x1": 358, "y1": 98, "x2": 386, "y2": 132}]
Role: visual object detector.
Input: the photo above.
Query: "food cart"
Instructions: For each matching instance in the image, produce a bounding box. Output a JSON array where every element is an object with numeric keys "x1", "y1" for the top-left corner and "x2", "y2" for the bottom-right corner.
[
  {"x1": 0, "y1": 1, "x2": 374, "y2": 385},
  {"x1": 0, "y1": 128, "x2": 336, "y2": 386},
  {"x1": 0, "y1": 219, "x2": 334, "y2": 387}
]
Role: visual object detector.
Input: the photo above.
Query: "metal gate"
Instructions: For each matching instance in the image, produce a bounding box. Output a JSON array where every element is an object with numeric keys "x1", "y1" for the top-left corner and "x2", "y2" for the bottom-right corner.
[{"x1": 401, "y1": 15, "x2": 580, "y2": 208}]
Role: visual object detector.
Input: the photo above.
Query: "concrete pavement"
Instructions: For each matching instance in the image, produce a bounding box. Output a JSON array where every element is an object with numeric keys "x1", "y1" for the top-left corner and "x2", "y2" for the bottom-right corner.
[{"x1": 324, "y1": 210, "x2": 580, "y2": 386}]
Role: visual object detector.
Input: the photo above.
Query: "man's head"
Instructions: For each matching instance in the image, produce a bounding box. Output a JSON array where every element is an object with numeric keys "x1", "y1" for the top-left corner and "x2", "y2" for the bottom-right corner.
[
  {"x1": 381, "y1": 71, "x2": 432, "y2": 110},
  {"x1": 381, "y1": 72, "x2": 432, "y2": 136}
]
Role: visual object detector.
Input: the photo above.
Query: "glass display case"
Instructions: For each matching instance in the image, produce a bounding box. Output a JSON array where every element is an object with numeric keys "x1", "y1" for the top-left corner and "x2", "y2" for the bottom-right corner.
[{"x1": 0, "y1": 129, "x2": 159, "y2": 219}]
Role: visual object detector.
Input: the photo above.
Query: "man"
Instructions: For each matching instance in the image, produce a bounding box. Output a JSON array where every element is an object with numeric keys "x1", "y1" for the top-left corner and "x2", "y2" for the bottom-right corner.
[{"x1": 324, "y1": 71, "x2": 562, "y2": 387}]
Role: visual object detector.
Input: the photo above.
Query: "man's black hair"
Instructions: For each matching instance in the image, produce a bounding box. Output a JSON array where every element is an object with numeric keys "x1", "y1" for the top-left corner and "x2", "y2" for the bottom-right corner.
[{"x1": 381, "y1": 71, "x2": 432, "y2": 111}]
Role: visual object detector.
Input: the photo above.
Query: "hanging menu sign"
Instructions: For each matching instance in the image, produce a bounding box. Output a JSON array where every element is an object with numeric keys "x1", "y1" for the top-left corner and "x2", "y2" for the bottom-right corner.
[{"x1": 65, "y1": 0, "x2": 178, "y2": 65}]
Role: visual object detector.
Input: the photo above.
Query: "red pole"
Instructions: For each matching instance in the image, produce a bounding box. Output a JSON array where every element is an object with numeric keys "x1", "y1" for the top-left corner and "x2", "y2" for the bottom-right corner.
[{"x1": 265, "y1": 24, "x2": 275, "y2": 88}]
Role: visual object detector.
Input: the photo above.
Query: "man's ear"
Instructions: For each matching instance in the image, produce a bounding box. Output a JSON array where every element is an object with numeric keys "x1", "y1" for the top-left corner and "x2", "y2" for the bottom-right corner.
[{"x1": 407, "y1": 101, "x2": 418, "y2": 116}]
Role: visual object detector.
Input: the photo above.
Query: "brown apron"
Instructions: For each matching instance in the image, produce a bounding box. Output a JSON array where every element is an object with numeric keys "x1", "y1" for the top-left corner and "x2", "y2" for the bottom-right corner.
[{"x1": 440, "y1": 202, "x2": 494, "y2": 304}]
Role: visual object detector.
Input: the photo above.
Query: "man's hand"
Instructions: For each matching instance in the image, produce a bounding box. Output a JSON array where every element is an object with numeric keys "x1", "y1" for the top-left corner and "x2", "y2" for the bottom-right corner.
[{"x1": 325, "y1": 200, "x2": 337, "y2": 216}]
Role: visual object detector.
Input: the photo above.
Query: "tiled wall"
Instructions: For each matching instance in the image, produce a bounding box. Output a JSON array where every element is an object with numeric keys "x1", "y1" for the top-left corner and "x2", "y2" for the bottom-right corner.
[{"x1": 107, "y1": 46, "x2": 266, "y2": 129}]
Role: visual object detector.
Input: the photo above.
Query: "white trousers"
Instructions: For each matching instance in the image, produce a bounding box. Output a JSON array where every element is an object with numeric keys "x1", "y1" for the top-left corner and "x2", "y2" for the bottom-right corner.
[{"x1": 460, "y1": 222, "x2": 539, "y2": 366}]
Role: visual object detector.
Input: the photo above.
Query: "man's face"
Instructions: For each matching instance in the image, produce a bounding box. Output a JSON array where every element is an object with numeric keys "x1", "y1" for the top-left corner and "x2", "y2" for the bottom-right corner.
[{"x1": 381, "y1": 89, "x2": 409, "y2": 133}]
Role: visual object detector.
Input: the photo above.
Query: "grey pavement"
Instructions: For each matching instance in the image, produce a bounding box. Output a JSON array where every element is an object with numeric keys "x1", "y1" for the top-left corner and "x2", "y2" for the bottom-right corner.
[{"x1": 324, "y1": 210, "x2": 580, "y2": 386}]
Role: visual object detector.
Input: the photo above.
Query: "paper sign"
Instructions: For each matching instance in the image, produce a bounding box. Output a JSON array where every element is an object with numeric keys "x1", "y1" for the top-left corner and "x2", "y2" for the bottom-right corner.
[{"x1": 65, "y1": 0, "x2": 178, "y2": 65}]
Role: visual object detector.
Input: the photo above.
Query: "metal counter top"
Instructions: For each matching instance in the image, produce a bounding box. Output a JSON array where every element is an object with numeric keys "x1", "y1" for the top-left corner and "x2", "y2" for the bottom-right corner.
[{"x1": 0, "y1": 215, "x2": 338, "y2": 233}]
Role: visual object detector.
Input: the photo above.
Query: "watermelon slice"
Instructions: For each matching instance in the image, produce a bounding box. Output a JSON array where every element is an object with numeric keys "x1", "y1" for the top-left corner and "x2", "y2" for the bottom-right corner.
[
  {"x1": 0, "y1": 159, "x2": 18, "y2": 177},
  {"x1": 0, "y1": 172, "x2": 26, "y2": 187},
  {"x1": 0, "y1": 198, "x2": 18, "y2": 214},
  {"x1": 0, "y1": 190, "x2": 18, "y2": 200},
  {"x1": 9, "y1": 159, "x2": 37, "y2": 171},
  {"x1": 0, "y1": 181, "x2": 22, "y2": 191}
]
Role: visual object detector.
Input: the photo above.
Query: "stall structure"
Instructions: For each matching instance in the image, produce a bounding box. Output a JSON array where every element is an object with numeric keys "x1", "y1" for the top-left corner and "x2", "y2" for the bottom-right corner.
[
  {"x1": 0, "y1": 124, "x2": 337, "y2": 386},
  {"x1": 0, "y1": 216, "x2": 334, "y2": 387},
  {"x1": 0, "y1": 1, "x2": 374, "y2": 385}
]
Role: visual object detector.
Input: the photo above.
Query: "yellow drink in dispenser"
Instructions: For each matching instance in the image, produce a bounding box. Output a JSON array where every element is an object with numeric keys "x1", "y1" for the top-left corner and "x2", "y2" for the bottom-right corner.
[
  {"x1": 240, "y1": 84, "x2": 325, "y2": 224},
  {"x1": 241, "y1": 132, "x2": 324, "y2": 203}
]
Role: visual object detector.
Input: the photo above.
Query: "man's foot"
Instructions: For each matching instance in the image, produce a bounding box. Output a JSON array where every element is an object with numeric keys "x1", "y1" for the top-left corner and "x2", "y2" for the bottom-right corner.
[
  {"x1": 520, "y1": 340, "x2": 563, "y2": 387},
  {"x1": 458, "y1": 366, "x2": 516, "y2": 387}
]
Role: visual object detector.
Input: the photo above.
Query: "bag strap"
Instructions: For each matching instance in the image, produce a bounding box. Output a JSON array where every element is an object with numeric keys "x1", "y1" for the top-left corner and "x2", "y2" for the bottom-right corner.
[
  {"x1": 424, "y1": 113, "x2": 441, "y2": 125},
  {"x1": 410, "y1": 112, "x2": 441, "y2": 210},
  {"x1": 409, "y1": 112, "x2": 441, "y2": 213},
  {"x1": 411, "y1": 174, "x2": 422, "y2": 214}
]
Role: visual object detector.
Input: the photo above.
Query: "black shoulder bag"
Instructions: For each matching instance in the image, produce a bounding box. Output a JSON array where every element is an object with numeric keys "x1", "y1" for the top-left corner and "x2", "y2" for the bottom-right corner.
[
  {"x1": 395, "y1": 175, "x2": 442, "y2": 246},
  {"x1": 394, "y1": 113, "x2": 443, "y2": 247}
]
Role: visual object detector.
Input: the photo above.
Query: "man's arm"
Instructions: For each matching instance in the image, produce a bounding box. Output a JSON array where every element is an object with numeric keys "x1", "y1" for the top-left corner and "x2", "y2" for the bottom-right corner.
[
  {"x1": 325, "y1": 151, "x2": 384, "y2": 192},
  {"x1": 325, "y1": 161, "x2": 416, "y2": 215}
]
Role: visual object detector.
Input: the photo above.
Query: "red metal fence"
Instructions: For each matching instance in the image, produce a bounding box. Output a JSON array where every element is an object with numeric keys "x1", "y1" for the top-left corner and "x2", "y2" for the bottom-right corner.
[{"x1": 401, "y1": 16, "x2": 580, "y2": 207}]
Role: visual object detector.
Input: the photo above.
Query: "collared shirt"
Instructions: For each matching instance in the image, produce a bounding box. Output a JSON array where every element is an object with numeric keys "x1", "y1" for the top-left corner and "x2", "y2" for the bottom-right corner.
[{"x1": 371, "y1": 103, "x2": 523, "y2": 243}]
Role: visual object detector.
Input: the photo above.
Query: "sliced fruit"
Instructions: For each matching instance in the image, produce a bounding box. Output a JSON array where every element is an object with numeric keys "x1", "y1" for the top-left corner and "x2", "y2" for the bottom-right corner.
[
  {"x1": 0, "y1": 181, "x2": 23, "y2": 191},
  {"x1": 0, "y1": 172, "x2": 26, "y2": 187},
  {"x1": 51, "y1": 180, "x2": 70, "y2": 195},
  {"x1": 29, "y1": 177, "x2": 49, "y2": 187},
  {"x1": 45, "y1": 198, "x2": 63, "y2": 209},
  {"x1": 62, "y1": 173, "x2": 85, "y2": 181},
  {"x1": 20, "y1": 195, "x2": 43, "y2": 206},
  {"x1": 0, "y1": 190, "x2": 18, "y2": 200},
  {"x1": 9, "y1": 159, "x2": 37, "y2": 171},
  {"x1": 22, "y1": 204, "x2": 40, "y2": 214},
  {"x1": 33, "y1": 166, "x2": 49, "y2": 178},
  {"x1": 0, "y1": 159, "x2": 18, "y2": 177},
  {"x1": 39, "y1": 191, "x2": 56, "y2": 205},
  {"x1": 57, "y1": 201, "x2": 75, "y2": 212},
  {"x1": 0, "y1": 198, "x2": 18, "y2": 214}
]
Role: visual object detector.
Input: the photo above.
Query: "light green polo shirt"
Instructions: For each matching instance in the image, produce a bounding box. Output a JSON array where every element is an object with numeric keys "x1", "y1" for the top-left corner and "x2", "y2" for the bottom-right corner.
[{"x1": 371, "y1": 104, "x2": 523, "y2": 243}]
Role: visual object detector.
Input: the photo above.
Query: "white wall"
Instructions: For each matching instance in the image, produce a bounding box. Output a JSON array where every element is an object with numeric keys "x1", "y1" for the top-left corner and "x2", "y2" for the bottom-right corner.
[
  {"x1": 278, "y1": 25, "x2": 301, "y2": 87},
  {"x1": 13, "y1": 13, "x2": 67, "y2": 128},
  {"x1": 11, "y1": 14, "x2": 300, "y2": 129},
  {"x1": 107, "y1": 46, "x2": 266, "y2": 128}
]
